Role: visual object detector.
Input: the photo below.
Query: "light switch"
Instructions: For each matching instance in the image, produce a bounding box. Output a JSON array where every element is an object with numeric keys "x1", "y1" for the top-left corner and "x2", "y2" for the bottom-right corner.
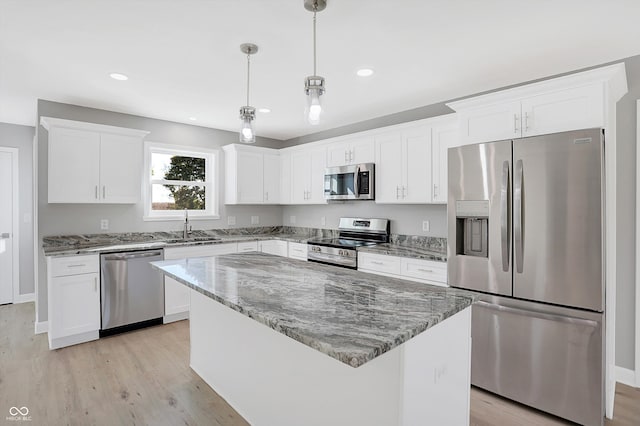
[
  {"x1": 422, "y1": 220, "x2": 430, "y2": 232},
  {"x1": 251, "y1": 216, "x2": 259, "y2": 225},
  {"x1": 227, "y1": 216, "x2": 236, "y2": 226},
  {"x1": 100, "y1": 219, "x2": 109, "y2": 230}
]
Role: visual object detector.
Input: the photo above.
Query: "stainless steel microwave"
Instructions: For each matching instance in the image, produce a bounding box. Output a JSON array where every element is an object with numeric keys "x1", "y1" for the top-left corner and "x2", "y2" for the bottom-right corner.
[{"x1": 324, "y1": 163, "x2": 375, "y2": 201}]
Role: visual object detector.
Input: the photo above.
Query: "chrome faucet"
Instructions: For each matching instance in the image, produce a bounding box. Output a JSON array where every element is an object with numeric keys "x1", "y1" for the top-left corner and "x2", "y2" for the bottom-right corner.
[{"x1": 183, "y1": 209, "x2": 192, "y2": 239}]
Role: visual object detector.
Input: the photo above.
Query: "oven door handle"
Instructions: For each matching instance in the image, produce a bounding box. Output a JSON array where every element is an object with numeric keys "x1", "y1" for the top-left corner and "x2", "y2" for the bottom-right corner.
[{"x1": 354, "y1": 165, "x2": 361, "y2": 198}]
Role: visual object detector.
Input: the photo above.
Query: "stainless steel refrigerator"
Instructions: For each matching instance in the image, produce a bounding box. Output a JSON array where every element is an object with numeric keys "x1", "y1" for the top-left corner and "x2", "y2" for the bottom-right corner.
[{"x1": 447, "y1": 128, "x2": 605, "y2": 426}]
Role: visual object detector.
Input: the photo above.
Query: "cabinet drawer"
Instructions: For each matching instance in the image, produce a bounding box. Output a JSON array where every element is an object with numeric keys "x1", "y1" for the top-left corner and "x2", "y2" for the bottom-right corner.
[
  {"x1": 358, "y1": 253, "x2": 401, "y2": 275},
  {"x1": 164, "y1": 243, "x2": 237, "y2": 260},
  {"x1": 401, "y1": 258, "x2": 447, "y2": 285},
  {"x1": 50, "y1": 255, "x2": 99, "y2": 277},
  {"x1": 288, "y1": 242, "x2": 308, "y2": 260},
  {"x1": 237, "y1": 241, "x2": 258, "y2": 252}
]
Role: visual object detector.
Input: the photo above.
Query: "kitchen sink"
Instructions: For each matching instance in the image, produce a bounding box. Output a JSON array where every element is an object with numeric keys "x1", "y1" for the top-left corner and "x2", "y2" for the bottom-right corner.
[{"x1": 164, "y1": 237, "x2": 221, "y2": 244}]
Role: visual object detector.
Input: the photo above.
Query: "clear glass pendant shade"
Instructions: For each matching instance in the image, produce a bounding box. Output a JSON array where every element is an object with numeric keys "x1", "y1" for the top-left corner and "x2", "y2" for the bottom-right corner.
[
  {"x1": 239, "y1": 113, "x2": 255, "y2": 144},
  {"x1": 306, "y1": 88, "x2": 323, "y2": 125}
]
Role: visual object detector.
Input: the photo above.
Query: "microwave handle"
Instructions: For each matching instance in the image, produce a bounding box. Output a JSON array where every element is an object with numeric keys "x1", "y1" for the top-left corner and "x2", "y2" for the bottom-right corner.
[{"x1": 354, "y1": 165, "x2": 361, "y2": 198}]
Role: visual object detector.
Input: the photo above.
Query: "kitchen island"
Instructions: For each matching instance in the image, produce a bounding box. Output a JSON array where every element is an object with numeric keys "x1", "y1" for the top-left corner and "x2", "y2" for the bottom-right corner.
[{"x1": 152, "y1": 252, "x2": 475, "y2": 426}]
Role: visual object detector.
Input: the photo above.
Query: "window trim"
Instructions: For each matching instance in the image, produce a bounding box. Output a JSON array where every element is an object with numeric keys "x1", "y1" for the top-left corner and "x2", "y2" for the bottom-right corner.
[{"x1": 143, "y1": 141, "x2": 220, "y2": 221}]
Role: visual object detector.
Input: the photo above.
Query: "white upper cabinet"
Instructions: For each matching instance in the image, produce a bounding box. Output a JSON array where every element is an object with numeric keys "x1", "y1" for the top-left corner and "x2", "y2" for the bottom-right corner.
[
  {"x1": 431, "y1": 115, "x2": 458, "y2": 203},
  {"x1": 446, "y1": 65, "x2": 626, "y2": 145},
  {"x1": 41, "y1": 117, "x2": 148, "y2": 204},
  {"x1": 223, "y1": 144, "x2": 280, "y2": 205},
  {"x1": 375, "y1": 123, "x2": 432, "y2": 204},
  {"x1": 289, "y1": 145, "x2": 327, "y2": 204},
  {"x1": 326, "y1": 136, "x2": 375, "y2": 167},
  {"x1": 279, "y1": 151, "x2": 291, "y2": 204}
]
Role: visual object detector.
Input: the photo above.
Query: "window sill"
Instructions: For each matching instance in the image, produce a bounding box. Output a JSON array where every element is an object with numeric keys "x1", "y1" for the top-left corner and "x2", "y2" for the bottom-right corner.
[{"x1": 143, "y1": 215, "x2": 221, "y2": 222}]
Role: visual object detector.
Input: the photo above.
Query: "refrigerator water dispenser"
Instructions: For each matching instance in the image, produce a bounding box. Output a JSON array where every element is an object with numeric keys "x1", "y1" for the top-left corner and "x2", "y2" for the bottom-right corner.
[{"x1": 455, "y1": 200, "x2": 489, "y2": 258}]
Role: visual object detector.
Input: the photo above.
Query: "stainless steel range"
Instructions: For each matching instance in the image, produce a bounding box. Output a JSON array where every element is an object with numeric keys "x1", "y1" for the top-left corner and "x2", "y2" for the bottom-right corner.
[{"x1": 307, "y1": 217, "x2": 390, "y2": 269}]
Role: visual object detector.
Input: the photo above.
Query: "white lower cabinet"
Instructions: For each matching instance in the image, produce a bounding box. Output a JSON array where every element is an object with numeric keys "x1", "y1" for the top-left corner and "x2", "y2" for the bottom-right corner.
[
  {"x1": 358, "y1": 252, "x2": 447, "y2": 286},
  {"x1": 237, "y1": 241, "x2": 259, "y2": 253},
  {"x1": 287, "y1": 242, "x2": 308, "y2": 261},
  {"x1": 163, "y1": 243, "x2": 238, "y2": 322},
  {"x1": 258, "y1": 240, "x2": 288, "y2": 257},
  {"x1": 47, "y1": 254, "x2": 101, "y2": 349}
]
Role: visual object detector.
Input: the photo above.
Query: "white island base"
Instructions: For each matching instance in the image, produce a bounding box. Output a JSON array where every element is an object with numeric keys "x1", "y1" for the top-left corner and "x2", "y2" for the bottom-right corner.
[{"x1": 189, "y1": 289, "x2": 472, "y2": 426}]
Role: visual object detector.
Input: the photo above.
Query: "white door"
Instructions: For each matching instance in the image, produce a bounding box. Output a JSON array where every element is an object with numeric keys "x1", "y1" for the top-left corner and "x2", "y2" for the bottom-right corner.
[
  {"x1": 308, "y1": 147, "x2": 327, "y2": 204},
  {"x1": 0, "y1": 149, "x2": 17, "y2": 304},
  {"x1": 290, "y1": 151, "x2": 310, "y2": 203},
  {"x1": 432, "y1": 121, "x2": 458, "y2": 203},
  {"x1": 403, "y1": 125, "x2": 432, "y2": 203},
  {"x1": 236, "y1": 150, "x2": 264, "y2": 203},
  {"x1": 263, "y1": 153, "x2": 280, "y2": 204},
  {"x1": 100, "y1": 133, "x2": 143, "y2": 203}
]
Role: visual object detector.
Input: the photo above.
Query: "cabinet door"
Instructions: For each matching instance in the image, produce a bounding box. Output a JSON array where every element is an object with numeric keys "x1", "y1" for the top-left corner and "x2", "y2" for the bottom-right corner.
[
  {"x1": 165, "y1": 277, "x2": 190, "y2": 316},
  {"x1": 349, "y1": 136, "x2": 375, "y2": 164},
  {"x1": 290, "y1": 150, "x2": 310, "y2": 204},
  {"x1": 458, "y1": 101, "x2": 521, "y2": 144},
  {"x1": 374, "y1": 131, "x2": 403, "y2": 203},
  {"x1": 403, "y1": 125, "x2": 432, "y2": 203},
  {"x1": 279, "y1": 152, "x2": 292, "y2": 204},
  {"x1": 236, "y1": 150, "x2": 264, "y2": 204},
  {"x1": 48, "y1": 127, "x2": 101, "y2": 203},
  {"x1": 308, "y1": 146, "x2": 327, "y2": 204},
  {"x1": 432, "y1": 121, "x2": 458, "y2": 203},
  {"x1": 100, "y1": 133, "x2": 143, "y2": 203},
  {"x1": 263, "y1": 153, "x2": 280, "y2": 204},
  {"x1": 326, "y1": 141, "x2": 349, "y2": 167},
  {"x1": 50, "y1": 272, "x2": 100, "y2": 339},
  {"x1": 259, "y1": 240, "x2": 288, "y2": 256},
  {"x1": 521, "y1": 84, "x2": 604, "y2": 137}
]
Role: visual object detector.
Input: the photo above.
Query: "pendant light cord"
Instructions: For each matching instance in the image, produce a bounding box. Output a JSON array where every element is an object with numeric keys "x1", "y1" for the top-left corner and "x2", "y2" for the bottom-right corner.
[
  {"x1": 313, "y1": 10, "x2": 317, "y2": 76},
  {"x1": 246, "y1": 50, "x2": 251, "y2": 106}
]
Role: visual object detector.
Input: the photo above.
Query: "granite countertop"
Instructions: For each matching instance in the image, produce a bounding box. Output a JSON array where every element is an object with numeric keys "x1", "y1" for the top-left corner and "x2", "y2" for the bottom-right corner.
[
  {"x1": 152, "y1": 252, "x2": 474, "y2": 368},
  {"x1": 357, "y1": 243, "x2": 447, "y2": 262},
  {"x1": 42, "y1": 228, "x2": 319, "y2": 256}
]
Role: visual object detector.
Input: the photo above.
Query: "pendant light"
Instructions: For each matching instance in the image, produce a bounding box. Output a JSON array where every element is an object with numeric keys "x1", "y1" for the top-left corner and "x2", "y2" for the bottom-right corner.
[
  {"x1": 239, "y1": 43, "x2": 258, "y2": 143},
  {"x1": 304, "y1": 0, "x2": 326, "y2": 125}
]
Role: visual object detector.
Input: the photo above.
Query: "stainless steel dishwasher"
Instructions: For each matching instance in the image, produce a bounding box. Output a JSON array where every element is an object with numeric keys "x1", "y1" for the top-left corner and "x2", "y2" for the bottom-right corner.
[{"x1": 100, "y1": 249, "x2": 164, "y2": 335}]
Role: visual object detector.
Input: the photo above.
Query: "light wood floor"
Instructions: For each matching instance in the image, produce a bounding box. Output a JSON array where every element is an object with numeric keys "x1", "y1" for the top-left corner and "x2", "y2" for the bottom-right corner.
[{"x1": 2, "y1": 302, "x2": 639, "y2": 426}]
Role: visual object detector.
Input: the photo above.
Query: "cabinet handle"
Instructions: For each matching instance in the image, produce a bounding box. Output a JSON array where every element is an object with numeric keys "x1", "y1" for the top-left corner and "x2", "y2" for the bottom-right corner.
[
  {"x1": 433, "y1": 184, "x2": 438, "y2": 198},
  {"x1": 417, "y1": 268, "x2": 433, "y2": 273},
  {"x1": 345, "y1": 151, "x2": 348, "y2": 163},
  {"x1": 396, "y1": 186, "x2": 400, "y2": 199},
  {"x1": 402, "y1": 186, "x2": 407, "y2": 198},
  {"x1": 349, "y1": 150, "x2": 354, "y2": 162},
  {"x1": 95, "y1": 185, "x2": 98, "y2": 199},
  {"x1": 102, "y1": 186, "x2": 106, "y2": 199},
  {"x1": 514, "y1": 114, "x2": 520, "y2": 134},
  {"x1": 524, "y1": 112, "x2": 530, "y2": 131},
  {"x1": 371, "y1": 261, "x2": 384, "y2": 265},
  {"x1": 67, "y1": 264, "x2": 87, "y2": 268}
]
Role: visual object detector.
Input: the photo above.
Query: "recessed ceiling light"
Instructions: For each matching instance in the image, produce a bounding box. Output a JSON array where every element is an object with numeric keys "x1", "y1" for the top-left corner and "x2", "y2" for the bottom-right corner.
[
  {"x1": 356, "y1": 68, "x2": 374, "y2": 77},
  {"x1": 258, "y1": 108, "x2": 271, "y2": 113},
  {"x1": 188, "y1": 117, "x2": 197, "y2": 121},
  {"x1": 109, "y1": 73, "x2": 128, "y2": 81}
]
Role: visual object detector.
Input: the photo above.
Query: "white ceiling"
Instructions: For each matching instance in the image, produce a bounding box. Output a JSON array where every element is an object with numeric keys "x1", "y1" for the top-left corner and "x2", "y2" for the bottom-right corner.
[{"x1": 1, "y1": 0, "x2": 640, "y2": 141}]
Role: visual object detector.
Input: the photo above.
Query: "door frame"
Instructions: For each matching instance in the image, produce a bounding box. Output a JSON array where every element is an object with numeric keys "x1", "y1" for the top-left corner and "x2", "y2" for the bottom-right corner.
[
  {"x1": 635, "y1": 100, "x2": 640, "y2": 387},
  {"x1": 0, "y1": 146, "x2": 20, "y2": 303}
]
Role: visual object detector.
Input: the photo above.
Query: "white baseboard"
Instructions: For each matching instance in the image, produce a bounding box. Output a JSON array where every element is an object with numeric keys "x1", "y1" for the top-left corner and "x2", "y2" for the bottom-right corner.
[
  {"x1": 615, "y1": 366, "x2": 637, "y2": 387},
  {"x1": 13, "y1": 292, "x2": 35, "y2": 303},
  {"x1": 34, "y1": 321, "x2": 48, "y2": 335}
]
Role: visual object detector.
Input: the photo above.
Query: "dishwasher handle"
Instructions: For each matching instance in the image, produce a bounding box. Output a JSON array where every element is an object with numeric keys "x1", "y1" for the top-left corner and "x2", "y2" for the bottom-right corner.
[{"x1": 102, "y1": 250, "x2": 163, "y2": 261}]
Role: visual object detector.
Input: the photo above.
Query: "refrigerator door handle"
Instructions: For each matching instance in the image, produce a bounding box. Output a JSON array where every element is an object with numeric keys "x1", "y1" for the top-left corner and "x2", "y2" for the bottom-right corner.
[
  {"x1": 500, "y1": 160, "x2": 510, "y2": 272},
  {"x1": 474, "y1": 301, "x2": 599, "y2": 327},
  {"x1": 514, "y1": 159, "x2": 524, "y2": 273}
]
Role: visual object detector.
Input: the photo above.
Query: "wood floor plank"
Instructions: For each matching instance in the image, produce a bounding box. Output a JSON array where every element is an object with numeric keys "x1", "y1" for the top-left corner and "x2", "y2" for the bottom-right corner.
[{"x1": 1, "y1": 302, "x2": 638, "y2": 425}]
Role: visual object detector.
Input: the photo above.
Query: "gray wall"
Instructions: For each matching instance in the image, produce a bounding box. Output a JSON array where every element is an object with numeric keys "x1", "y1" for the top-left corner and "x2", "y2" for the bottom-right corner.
[
  {"x1": 615, "y1": 55, "x2": 640, "y2": 370},
  {"x1": 283, "y1": 203, "x2": 447, "y2": 237},
  {"x1": 0, "y1": 122, "x2": 35, "y2": 296},
  {"x1": 36, "y1": 100, "x2": 283, "y2": 323},
  {"x1": 282, "y1": 54, "x2": 640, "y2": 371}
]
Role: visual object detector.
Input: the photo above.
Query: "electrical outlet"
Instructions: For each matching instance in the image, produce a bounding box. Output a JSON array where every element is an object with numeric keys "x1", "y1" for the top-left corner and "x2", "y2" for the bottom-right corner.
[
  {"x1": 251, "y1": 216, "x2": 259, "y2": 225},
  {"x1": 422, "y1": 220, "x2": 430, "y2": 232},
  {"x1": 320, "y1": 216, "x2": 326, "y2": 226},
  {"x1": 227, "y1": 216, "x2": 236, "y2": 226},
  {"x1": 100, "y1": 219, "x2": 109, "y2": 230},
  {"x1": 290, "y1": 215, "x2": 296, "y2": 225}
]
